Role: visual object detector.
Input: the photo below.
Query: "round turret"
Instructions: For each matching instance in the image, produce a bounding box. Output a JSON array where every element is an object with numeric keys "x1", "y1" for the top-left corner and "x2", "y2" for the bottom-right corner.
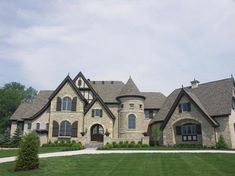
[{"x1": 117, "y1": 77, "x2": 145, "y2": 139}]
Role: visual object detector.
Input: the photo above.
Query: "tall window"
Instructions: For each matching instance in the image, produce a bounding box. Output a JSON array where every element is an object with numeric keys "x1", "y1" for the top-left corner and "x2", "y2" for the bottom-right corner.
[
  {"x1": 60, "y1": 121, "x2": 72, "y2": 136},
  {"x1": 46, "y1": 123, "x2": 49, "y2": 130},
  {"x1": 62, "y1": 97, "x2": 72, "y2": 111},
  {"x1": 128, "y1": 114, "x2": 136, "y2": 129},
  {"x1": 28, "y1": 123, "x2": 32, "y2": 130},
  {"x1": 36, "y1": 123, "x2": 40, "y2": 130}
]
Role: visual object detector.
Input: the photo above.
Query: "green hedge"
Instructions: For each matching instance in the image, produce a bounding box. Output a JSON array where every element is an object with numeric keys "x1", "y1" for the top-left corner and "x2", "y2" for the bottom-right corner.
[
  {"x1": 101, "y1": 141, "x2": 149, "y2": 150},
  {"x1": 42, "y1": 140, "x2": 84, "y2": 150}
]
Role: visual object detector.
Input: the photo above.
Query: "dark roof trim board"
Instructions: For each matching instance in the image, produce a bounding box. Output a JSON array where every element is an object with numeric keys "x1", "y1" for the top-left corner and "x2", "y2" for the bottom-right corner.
[
  {"x1": 73, "y1": 72, "x2": 98, "y2": 97},
  {"x1": 84, "y1": 97, "x2": 116, "y2": 120},
  {"x1": 49, "y1": 75, "x2": 88, "y2": 104},
  {"x1": 159, "y1": 88, "x2": 219, "y2": 130},
  {"x1": 74, "y1": 72, "x2": 116, "y2": 120},
  {"x1": 116, "y1": 95, "x2": 146, "y2": 100}
]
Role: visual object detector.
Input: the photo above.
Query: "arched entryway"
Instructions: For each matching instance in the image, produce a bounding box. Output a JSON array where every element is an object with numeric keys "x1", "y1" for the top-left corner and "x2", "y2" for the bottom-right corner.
[{"x1": 90, "y1": 124, "x2": 104, "y2": 142}]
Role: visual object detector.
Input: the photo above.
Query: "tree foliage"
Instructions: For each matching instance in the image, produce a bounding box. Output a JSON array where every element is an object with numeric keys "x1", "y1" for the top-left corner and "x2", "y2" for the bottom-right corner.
[
  {"x1": 0, "y1": 82, "x2": 37, "y2": 134},
  {"x1": 216, "y1": 135, "x2": 229, "y2": 149},
  {"x1": 151, "y1": 124, "x2": 161, "y2": 146},
  {"x1": 11, "y1": 127, "x2": 22, "y2": 147},
  {"x1": 15, "y1": 132, "x2": 40, "y2": 171}
]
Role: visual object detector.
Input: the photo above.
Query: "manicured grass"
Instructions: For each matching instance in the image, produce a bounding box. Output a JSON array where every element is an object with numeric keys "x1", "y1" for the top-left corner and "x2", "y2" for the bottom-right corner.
[
  {"x1": 1, "y1": 154, "x2": 235, "y2": 176},
  {"x1": 0, "y1": 147, "x2": 72, "y2": 158}
]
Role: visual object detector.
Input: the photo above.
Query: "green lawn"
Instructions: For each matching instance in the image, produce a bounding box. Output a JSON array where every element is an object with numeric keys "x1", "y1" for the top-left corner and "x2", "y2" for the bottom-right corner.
[
  {"x1": 0, "y1": 147, "x2": 71, "y2": 158},
  {"x1": 0, "y1": 154, "x2": 235, "y2": 176}
]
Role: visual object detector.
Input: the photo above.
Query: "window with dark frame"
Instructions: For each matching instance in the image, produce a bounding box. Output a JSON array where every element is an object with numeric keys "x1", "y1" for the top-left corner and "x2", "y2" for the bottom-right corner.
[
  {"x1": 139, "y1": 104, "x2": 143, "y2": 109},
  {"x1": 36, "y1": 123, "x2": 40, "y2": 130},
  {"x1": 179, "y1": 102, "x2": 191, "y2": 113},
  {"x1": 179, "y1": 124, "x2": 201, "y2": 141},
  {"x1": 121, "y1": 104, "x2": 124, "y2": 108},
  {"x1": 28, "y1": 123, "x2": 32, "y2": 130},
  {"x1": 144, "y1": 110, "x2": 149, "y2": 118}
]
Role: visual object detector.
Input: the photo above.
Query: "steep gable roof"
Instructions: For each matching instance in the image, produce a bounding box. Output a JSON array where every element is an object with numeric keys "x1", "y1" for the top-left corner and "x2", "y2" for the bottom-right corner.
[
  {"x1": 150, "y1": 78, "x2": 234, "y2": 127},
  {"x1": 49, "y1": 75, "x2": 87, "y2": 103},
  {"x1": 155, "y1": 88, "x2": 219, "y2": 129},
  {"x1": 117, "y1": 77, "x2": 145, "y2": 99},
  {"x1": 84, "y1": 96, "x2": 116, "y2": 120}
]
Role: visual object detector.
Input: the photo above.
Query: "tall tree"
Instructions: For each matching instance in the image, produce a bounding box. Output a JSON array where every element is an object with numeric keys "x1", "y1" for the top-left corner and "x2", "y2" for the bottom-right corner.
[{"x1": 0, "y1": 82, "x2": 37, "y2": 134}]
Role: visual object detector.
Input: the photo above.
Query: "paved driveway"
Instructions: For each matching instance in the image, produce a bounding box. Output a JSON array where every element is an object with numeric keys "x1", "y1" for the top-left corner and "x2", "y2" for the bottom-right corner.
[{"x1": 1, "y1": 149, "x2": 235, "y2": 164}]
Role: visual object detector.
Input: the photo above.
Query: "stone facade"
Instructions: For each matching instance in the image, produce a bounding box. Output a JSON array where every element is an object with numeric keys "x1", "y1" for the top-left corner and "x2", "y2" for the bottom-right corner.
[
  {"x1": 163, "y1": 96, "x2": 216, "y2": 147},
  {"x1": 10, "y1": 73, "x2": 235, "y2": 148}
]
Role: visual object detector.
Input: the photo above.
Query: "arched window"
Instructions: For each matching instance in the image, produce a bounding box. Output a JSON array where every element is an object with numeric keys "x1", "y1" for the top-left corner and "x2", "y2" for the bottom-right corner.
[
  {"x1": 60, "y1": 121, "x2": 72, "y2": 136},
  {"x1": 62, "y1": 97, "x2": 72, "y2": 111},
  {"x1": 128, "y1": 114, "x2": 136, "y2": 129}
]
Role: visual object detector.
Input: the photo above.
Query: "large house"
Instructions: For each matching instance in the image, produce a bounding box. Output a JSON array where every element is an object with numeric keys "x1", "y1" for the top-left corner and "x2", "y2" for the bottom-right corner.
[{"x1": 10, "y1": 72, "x2": 235, "y2": 148}]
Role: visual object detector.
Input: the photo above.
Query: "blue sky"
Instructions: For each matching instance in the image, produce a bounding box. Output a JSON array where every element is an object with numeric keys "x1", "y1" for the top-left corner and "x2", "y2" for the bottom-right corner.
[{"x1": 0, "y1": 0, "x2": 235, "y2": 95}]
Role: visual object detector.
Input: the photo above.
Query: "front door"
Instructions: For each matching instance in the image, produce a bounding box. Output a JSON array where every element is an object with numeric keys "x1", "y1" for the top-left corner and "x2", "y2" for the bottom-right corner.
[{"x1": 91, "y1": 124, "x2": 104, "y2": 142}]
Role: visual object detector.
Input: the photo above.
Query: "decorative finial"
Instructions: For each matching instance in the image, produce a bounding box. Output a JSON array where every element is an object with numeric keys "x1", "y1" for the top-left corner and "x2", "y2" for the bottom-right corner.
[
  {"x1": 231, "y1": 74, "x2": 234, "y2": 79},
  {"x1": 68, "y1": 72, "x2": 70, "y2": 76},
  {"x1": 182, "y1": 84, "x2": 184, "y2": 88}
]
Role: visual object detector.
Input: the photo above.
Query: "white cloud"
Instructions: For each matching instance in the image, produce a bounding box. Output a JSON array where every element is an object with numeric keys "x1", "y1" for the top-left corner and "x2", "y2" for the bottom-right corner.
[{"x1": 0, "y1": 0, "x2": 235, "y2": 95}]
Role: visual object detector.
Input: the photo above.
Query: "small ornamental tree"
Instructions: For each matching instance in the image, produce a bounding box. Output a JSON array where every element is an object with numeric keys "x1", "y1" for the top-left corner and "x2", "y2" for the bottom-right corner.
[
  {"x1": 151, "y1": 124, "x2": 161, "y2": 146},
  {"x1": 216, "y1": 135, "x2": 229, "y2": 149},
  {"x1": 11, "y1": 127, "x2": 22, "y2": 147},
  {"x1": 0, "y1": 128, "x2": 11, "y2": 145},
  {"x1": 15, "y1": 132, "x2": 40, "y2": 171}
]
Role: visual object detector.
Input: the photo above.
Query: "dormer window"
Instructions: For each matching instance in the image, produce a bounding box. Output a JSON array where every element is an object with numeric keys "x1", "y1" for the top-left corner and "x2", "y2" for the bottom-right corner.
[{"x1": 179, "y1": 102, "x2": 191, "y2": 113}]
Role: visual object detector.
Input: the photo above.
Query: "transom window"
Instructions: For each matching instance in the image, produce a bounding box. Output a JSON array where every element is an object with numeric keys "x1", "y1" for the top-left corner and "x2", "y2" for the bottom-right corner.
[
  {"x1": 59, "y1": 121, "x2": 72, "y2": 136},
  {"x1": 179, "y1": 102, "x2": 191, "y2": 113},
  {"x1": 128, "y1": 114, "x2": 136, "y2": 129},
  {"x1": 62, "y1": 97, "x2": 72, "y2": 111}
]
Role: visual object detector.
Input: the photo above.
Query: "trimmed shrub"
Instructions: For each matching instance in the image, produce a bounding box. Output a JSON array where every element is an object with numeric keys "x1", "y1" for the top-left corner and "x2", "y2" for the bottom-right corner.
[
  {"x1": 216, "y1": 135, "x2": 229, "y2": 149},
  {"x1": 141, "y1": 144, "x2": 149, "y2": 148},
  {"x1": 128, "y1": 141, "x2": 136, "y2": 148},
  {"x1": 104, "y1": 143, "x2": 113, "y2": 149},
  {"x1": 15, "y1": 132, "x2": 40, "y2": 171}
]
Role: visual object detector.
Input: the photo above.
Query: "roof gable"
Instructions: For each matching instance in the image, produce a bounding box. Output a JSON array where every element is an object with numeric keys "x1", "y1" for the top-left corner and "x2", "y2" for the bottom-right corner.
[
  {"x1": 84, "y1": 96, "x2": 116, "y2": 120},
  {"x1": 49, "y1": 75, "x2": 88, "y2": 104},
  {"x1": 150, "y1": 88, "x2": 219, "y2": 129}
]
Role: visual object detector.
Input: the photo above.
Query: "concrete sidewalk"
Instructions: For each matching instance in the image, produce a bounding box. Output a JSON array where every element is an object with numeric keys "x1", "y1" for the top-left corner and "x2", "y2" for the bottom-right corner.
[{"x1": 1, "y1": 149, "x2": 235, "y2": 164}]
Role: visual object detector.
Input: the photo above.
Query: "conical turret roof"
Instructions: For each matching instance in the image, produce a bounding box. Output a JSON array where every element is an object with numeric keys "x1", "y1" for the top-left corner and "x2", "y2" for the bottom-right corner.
[{"x1": 117, "y1": 77, "x2": 145, "y2": 99}]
